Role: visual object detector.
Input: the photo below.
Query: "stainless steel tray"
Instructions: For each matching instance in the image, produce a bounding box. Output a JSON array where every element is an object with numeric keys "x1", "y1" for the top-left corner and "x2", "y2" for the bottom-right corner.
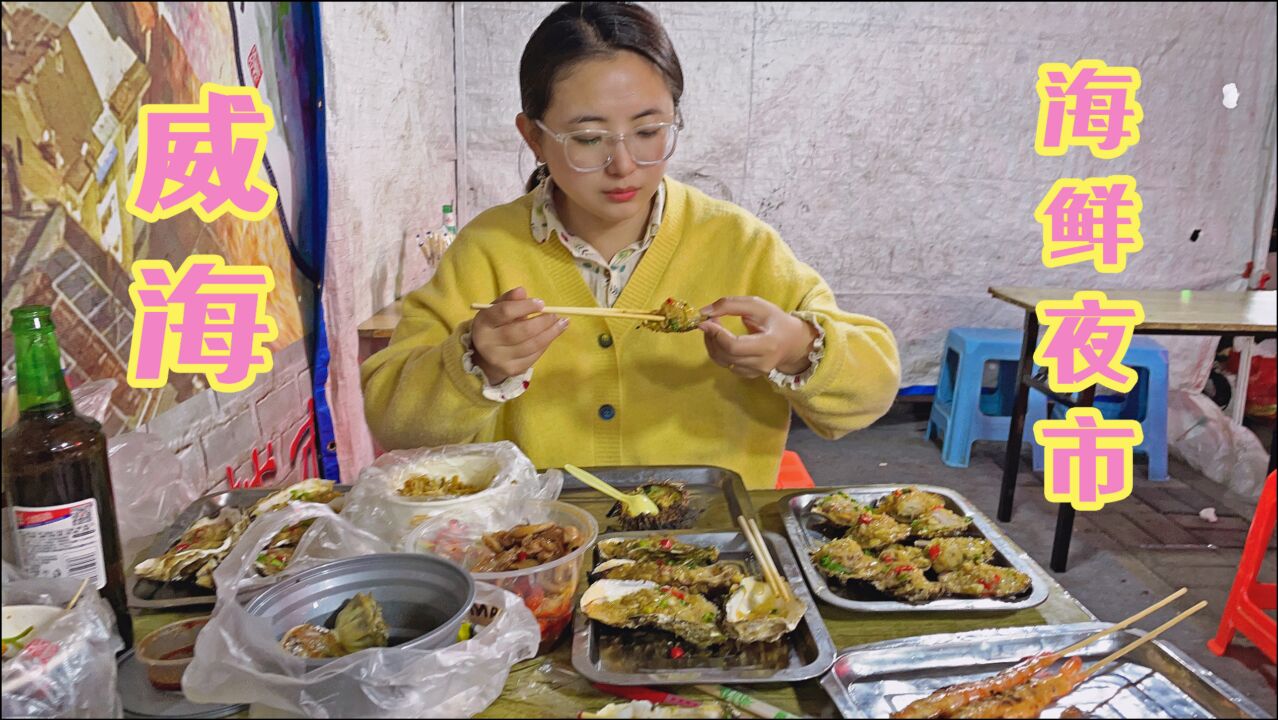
[
  {"x1": 571, "y1": 529, "x2": 837, "y2": 686},
  {"x1": 781, "y1": 485, "x2": 1051, "y2": 612},
  {"x1": 126, "y1": 486, "x2": 349, "y2": 610},
  {"x1": 558, "y1": 465, "x2": 757, "y2": 533},
  {"x1": 820, "y1": 622, "x2": 1268, "y2": 719}
]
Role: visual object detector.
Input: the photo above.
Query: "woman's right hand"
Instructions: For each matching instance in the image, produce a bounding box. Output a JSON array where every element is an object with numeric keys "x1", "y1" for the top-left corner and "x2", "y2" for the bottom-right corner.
[{"x1": 470, "y1": 287, "x2": 568, "y2": 385}]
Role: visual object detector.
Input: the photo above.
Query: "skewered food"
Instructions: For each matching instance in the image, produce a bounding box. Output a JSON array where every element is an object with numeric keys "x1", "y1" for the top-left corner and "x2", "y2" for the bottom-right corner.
[
  {"x1": 916, "y1": 537, "x2": 996, "y2": 574},
  {"x1": 845, "y1": 512, "x2": 912, "y2": 550},
  {"x1": 598, "y1": 537, "x2": 719, "y2": 565},
  {"x1": 890, "y1": 652, "x2": 1058, "y2": 719},
  {"x1": 397, "y1": 473, "x2": 482, "y2": 498},
  {"x1": 937, "y1": 564, "x2": 1031, "y2": 598},
  {"x1": 876, "y1": 487, "x2": 948, "y2": 521},
  {"x1": 592, "y1": 558, "x2": 745, "y2": 595},
  {"x1": 472, "y1": 522, "x2": 584, "y2": 572},
  {"x1": 810, "y1": 492, "x2": 875, "y2": 527},
  {"x1": 810, "y1": 537, "x2": 880, "y2": 582},
  {"x1": 608, "y1": 480, "x2": 698, "y2": 531},
  {"x1": 877, "y1": 544, "x2": 932, "y2": 572},
  {"x1": 580, "y1": 580, "x2": 726, "y2": 648},
  {"x1": 871, "y1": 561, "x2": 941, "y2": 604},
  {"x1": 909, "y1": 507, "x2": 973, "y2": 539},
  {"x1": 951, "y1": 656, "x2": 1085, "y2": 719},
  {"x1": 722, "y1": 576, "x2": 806, "y2": 644},
  {"x1": 639, "y1": 298, "x2": 706, "y2": 333}
]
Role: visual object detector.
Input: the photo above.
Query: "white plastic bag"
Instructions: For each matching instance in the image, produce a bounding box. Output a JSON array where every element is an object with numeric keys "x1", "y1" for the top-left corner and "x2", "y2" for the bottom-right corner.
[
  {"x1": 70, "y1": 378, "x2": 117, "y2": 426},
  {"x1": 107, "y1": 431, "x2": 203, "y2": 563},
  {"x1": 1168, "y1": 389, "x2": 1269, "y2": 497},
  {"x1": 342, "y1": 441, "x2": 562, "y2": 546},
  {"x1": 182, "y1": 504, "x2": 540, "y2": 718},
  {"x1": 2, "y1": 563, "x2": 124, "y2": 718}
]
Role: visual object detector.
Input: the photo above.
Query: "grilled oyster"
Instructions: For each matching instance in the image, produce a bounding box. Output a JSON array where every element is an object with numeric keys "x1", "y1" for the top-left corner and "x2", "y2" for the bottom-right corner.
[
  {"x1": 255, "y1": 546, "x2": 295, "y2": 576},
  {"x1": 281, "y1": 624, "x2": 344, "y2": 659},
  {"x1": 133, "y1": 507, "x2": 243, "y2": 584},
  {"x1": 937, "y1": 563, "x2": 1031, "y2": 598},
  {"x1": 877, "y1": 544, "x2": 932, "y2": 572},
  {"x1": 872, "y1": 561, "x2": 942, "y2": 604},
  {"x1": 608, "y1": 480, "x2": 698, "y2": 531},
  {"x1": 844, "y1": 512, "x2": 912, "y2": 550},
  {"x1": 876, "y1": 487, "x2": 948, "y2": 521},
  {"x1": 334, "y1": 592, "x2": 389, "y2": 653},
  {"x1": 580, "y1": 580, "x2": 725, "y2": 647},
  {"x1": 809, "y1": 492, "x2": 875, "y2": 527},
  {"x1": 639, "y1": 298, "x2": 706, "y2": 333},
  {"x1": 810, "y1": 537, "x2": 880, "y2": 582},
  {"x1": 592, "y1": 558, "x2": 746, "y2": 595},
  {"x1": 909, "y1": 507, "x2": 972, "y2": 539},
  {"x1": 722, "y1": 577, "x2": 806, "y2": 644},
  {"x1": 250, "y1": 478, "x2": 341, "y2": 518},
  {"x1": 915, "y1": 537, "x2": 996, "y2": 574},
  {"x1": 597, "y1": 537, "x2": 719, "y2": 566}
]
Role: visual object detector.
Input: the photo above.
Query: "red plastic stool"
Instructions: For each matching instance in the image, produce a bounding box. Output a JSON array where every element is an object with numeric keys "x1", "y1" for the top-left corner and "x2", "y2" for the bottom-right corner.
[
  {"x1": 776, "y1": 450, "x2": 815, "y2": 489},
  {"x1": 1207, "y1": 470, "x2": 1277, "y2": 662}
]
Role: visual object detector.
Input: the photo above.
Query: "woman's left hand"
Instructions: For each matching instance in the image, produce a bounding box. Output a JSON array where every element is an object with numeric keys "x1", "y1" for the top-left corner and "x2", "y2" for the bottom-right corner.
[{"x1": 699, "y1": 296, "x2": 817, "y2": 379}]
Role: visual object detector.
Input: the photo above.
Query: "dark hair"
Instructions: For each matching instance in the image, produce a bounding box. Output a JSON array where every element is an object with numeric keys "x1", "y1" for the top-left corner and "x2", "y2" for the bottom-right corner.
[{"x1": 519, "y1": 2, "x2": 684, "y2": 192}]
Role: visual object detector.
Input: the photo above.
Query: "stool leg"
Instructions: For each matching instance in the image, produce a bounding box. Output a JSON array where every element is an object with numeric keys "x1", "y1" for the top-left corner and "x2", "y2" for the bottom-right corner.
[
  {"x1": 1144, "y1": 361, "x2": 1169, "y2": 481},
  {"x1": 941, "y1": 351, "x2": 985, "y2": 468}
]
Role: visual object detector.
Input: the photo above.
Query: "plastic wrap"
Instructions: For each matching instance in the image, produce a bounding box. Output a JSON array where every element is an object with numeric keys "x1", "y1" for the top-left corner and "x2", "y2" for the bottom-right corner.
[
  {"x1": 107, "y1": 431, "x2": 203, "y2": 563},
  {"x1": 1, "y1": 563, "x2": 124, "y2": 718},
  {"x1": 69, "y1": 379, "x2": 117, "y2": 426},
  {"x1": 342, "y1": 441, "x2": 563, "y2": 546},
  {"x1": 182, "y1": 504, "x2": 540, "y2": 718},
  {"x1": 1168, "y1": 389, "x2": 1269, "y2": 498}
]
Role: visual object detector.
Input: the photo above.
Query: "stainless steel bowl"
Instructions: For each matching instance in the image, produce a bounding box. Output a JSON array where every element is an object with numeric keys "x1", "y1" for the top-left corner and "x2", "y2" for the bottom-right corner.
[{"x1": 243, "y1": 553, "x2": 475, "y2": 666}]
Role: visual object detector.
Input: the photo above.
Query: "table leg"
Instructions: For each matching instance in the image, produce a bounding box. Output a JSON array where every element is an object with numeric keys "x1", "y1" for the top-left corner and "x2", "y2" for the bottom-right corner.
[
  {"x1": 999, "y1": 311, "x2": 1040, "y2": 523},
  {"x1": 1050, "y1": 384, "x2": 1097, "y2": 572}
]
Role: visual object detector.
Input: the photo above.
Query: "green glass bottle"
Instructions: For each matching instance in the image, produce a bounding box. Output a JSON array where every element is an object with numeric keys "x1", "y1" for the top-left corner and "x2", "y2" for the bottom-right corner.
[{"x1": 2, "y1": 306, "x2": 132, "y2": 647}]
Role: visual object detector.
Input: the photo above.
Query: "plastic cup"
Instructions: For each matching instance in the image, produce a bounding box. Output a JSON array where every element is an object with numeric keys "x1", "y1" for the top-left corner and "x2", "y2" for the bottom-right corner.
[
  {"x1": 135, "y1": 616, "x2": 209, "y2": 691},
  {"x1": 470, "y1": 501, "x2": 598, "y2": 653}
]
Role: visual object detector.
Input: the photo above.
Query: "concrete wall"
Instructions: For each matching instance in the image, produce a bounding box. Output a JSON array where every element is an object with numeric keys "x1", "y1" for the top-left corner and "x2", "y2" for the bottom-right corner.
[
  {"x1": 320, "y1": 3, "x2": 458, "y2": 476},
  {"x1": 456, "y1": 2, "x2": 1278, "y2": 390}
]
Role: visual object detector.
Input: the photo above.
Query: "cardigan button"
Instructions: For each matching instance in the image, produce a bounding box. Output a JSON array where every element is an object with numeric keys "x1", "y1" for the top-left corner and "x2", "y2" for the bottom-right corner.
[
  {"x1": 598, "y1": 404, "x2": 616, "y2": 421},
  {"x1": 598, "y1": 333, "x2": 613, "y2": 348}
]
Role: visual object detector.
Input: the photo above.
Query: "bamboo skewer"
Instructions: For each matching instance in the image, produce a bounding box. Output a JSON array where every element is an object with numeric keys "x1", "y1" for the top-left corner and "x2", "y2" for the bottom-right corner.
[
  {"x1": 736, "y1": 515, "x2": 791, "y2": 601},
  {"x1": 1046, "y1": 587, "x2": 1188, "y2": 661},
  {"x1": 1082, "y1": 600, "x2": 1207, "y2": 679},
  {"x1": 470, "y1": 303, "x2": 663, "y2": 322},
  {"x1": 65, "y1": 579, "x2": 90, "y2": 611}
]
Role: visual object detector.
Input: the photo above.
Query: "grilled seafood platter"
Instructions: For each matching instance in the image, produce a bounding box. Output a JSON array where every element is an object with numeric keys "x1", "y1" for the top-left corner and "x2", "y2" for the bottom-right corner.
[{"x1": 806, "y1": 487, "x2": 1032, "y2": 604}]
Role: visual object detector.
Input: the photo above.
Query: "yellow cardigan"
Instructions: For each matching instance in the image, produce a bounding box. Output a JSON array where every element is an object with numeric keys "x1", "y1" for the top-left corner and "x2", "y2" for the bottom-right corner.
[{"x1": 360, "y1": 179, "x2": 901, "y2": 489}]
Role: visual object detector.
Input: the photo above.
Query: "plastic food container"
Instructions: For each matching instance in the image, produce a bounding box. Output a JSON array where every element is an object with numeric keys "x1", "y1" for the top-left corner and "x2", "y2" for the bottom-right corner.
[
  {"x1": 470, "y1": 501, "x2": 598, "y2": 653},
  {"x1": 1, "y1": 605, "x2": 64, "y2": 659},
  {"x1": 135, "y1": 616, "x2": 209, "y2": 691},
  {"x1": 384, "y1": 452, "x2": 507, "y2": 532},
  {"x1": 243, "y1": 553, "x2": 475, "y2": 669}
]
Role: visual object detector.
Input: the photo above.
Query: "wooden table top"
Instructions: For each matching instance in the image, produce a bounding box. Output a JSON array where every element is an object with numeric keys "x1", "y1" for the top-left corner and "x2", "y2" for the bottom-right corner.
[
  {"x1": 989, "y1": 286, "x2": 1276, "y2": 334},
  {"x1": 357, "y1": 299, "x2": 404, "y2": 339},
  {"x1": 131, "y1": 490, "x2": 1094, "y2": 718}
]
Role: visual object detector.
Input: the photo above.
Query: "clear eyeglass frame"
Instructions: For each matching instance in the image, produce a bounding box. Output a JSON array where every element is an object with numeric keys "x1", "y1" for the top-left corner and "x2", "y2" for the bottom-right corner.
[{"x1": 534, "y1": 117, "x2": 682, "y2": 172}]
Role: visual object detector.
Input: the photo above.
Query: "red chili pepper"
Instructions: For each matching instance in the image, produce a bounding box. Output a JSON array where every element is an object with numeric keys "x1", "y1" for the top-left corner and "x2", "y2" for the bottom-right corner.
[
  {"x1": 669, "y1": 588, "x2": 686, "y2": 600},
  {"x1": 927, "y1": 544, "x2": 941, "y2": 560},
  {"x1": 858, "y1": 514, "x2": 873, "y2": 525},
  {"x1": 931, "y1": 504, "x2": 946, "y2": 511},
  {"x1": 174, "y1": 543, "x2": 190, "y2": 552},
  {"x1": 894, "y1": 565, "x2": 916, "y2": 575},
  {"x1": 659, "y1": 538, "x2": 674, "y2": 550},
  {"x1": 669, "y1": 645, "x2": 685, "y2": 659},
  {"x1": 882, "y1": 554, "x2": 895, "y2": 563},
  {"x1": 517, "y1": 551, "x2": 528, "y2": 562}
]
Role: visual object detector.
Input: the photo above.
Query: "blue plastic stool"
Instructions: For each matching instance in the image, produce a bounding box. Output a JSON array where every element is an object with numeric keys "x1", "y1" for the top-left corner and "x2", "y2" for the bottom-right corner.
[
  {"x1": 1031, "y1": 336, "x2": 1169, "y2": 481},
  {"x1": 926, "y1": 328, "x2": 1048, "y2": 468}
]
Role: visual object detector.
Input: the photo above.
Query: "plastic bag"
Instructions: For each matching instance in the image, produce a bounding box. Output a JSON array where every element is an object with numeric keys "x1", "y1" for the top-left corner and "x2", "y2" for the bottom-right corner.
[
  {"x1": 2, "y1": 563, "x2": 124, "y2": 718},
  {"x1": 107, "y1": 431, "x2": 203, "y2": 563},
  {"x1": 69, "y1": 378, "x2": 117, "y2": 426},
  {"x1": 1168, "y1": 389, "x2": 1269, "y2": 498},
  {"x1": 182, "y1": 504, "x2": 541, "y2": 718},
  {"x1": 342, "y1": 441, "x2": 563, "y2": 546}
]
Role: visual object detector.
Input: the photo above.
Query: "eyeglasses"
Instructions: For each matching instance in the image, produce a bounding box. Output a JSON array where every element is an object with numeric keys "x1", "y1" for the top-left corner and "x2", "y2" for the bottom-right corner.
[{"x1": 535, "y1": 118, "x2": 681, "y2": 172}]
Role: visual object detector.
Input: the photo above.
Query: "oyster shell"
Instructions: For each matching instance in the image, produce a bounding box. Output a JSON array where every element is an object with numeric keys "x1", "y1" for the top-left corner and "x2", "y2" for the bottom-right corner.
[
  {"x1": 281, "y1": 623, "x2": 344, "y2": 659},
  {"x1": 607, "y1": 480, "x2": 698, "y2": 531},
  {"x1": 876, "y1": 544, "x2": 932, "y2": 572},
  {"x1": 914, "y1": 537, "x2": 996, "y2": 574},
  {"x1": 596, "y1": 537, "x2": 719, "y2": 566},
  {"x1": 810, "y1": 537, "x2": 880, "y2": 581},
  {"x1": 872, "y1": 561, "x2": 941, "y2": 603},
  {"x1": 255, "y1": 546, "x2": 295, "y2": 576},
  {"x1": 908, "y1": 507, "x2": 972, "y2": 539},
  {"x1": 249, "y1": 478, "x2": 341, "y2": 518},
  {"x1": 844, "y1": 512, "x2": 911, "y2": 550},
  {"x1": 133, "y1": 507, "x2": 242, "y2": 583},
  {"x1": 876, "y1": 487, "x2": 948, "y2": 521},
  {"x1": 722, "y1": 577, "x2": 806, "y2": 644},
  {"x1": 591, "y1": 558, "x2": 745, "y2": 595},
  {"x1": 937, "y1": 563, "x2": 1031, "y2": 598},
  {"x1": 809, "y1": 492, "x2": 875, "y2": 527},
  {"x1": 580, "y1": 579, "x2": 725, "y2": 647}
]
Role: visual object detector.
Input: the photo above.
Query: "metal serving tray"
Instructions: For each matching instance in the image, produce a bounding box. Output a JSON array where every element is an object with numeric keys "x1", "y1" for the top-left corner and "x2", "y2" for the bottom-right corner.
[
  {"x1": 571, "y1": 529, "x2": 837, "y2": 686},
  {"x1": 558, "y1": 465, "x2": 757, "y2": 533},
  {"x1": 781, "y1": 485, "x2": 1051, "y2": 612},
  {"x1": 820, "y1": 622, "x2": 1268, "y2": 719},
  {"x1": 126, "y1": 486, "x2": 349, "y2": 610}
]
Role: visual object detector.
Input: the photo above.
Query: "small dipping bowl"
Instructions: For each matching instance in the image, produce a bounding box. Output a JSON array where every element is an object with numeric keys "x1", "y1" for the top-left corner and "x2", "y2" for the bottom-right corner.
[
  {"x1": 135, "y1": 616, "x2": 209, "y2": 691},
  {"x1": 244, "y1": 553, "x2": 475, "y2": 669}
]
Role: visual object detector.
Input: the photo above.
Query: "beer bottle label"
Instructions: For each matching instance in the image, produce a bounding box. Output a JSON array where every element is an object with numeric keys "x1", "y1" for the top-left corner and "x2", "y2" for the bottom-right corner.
[{"x1": 12, "y1": 499, "x2": 107, "y2": 590}]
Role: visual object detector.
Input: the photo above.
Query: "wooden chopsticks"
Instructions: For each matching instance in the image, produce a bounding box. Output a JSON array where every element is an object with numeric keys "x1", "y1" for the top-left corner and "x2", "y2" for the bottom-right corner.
[
  {"x1": 470, "y1": 303, "x2": 663, "y2": 322},
  {"x1": 737, "y1": 515, "x2": 795, "y2": 601}
]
